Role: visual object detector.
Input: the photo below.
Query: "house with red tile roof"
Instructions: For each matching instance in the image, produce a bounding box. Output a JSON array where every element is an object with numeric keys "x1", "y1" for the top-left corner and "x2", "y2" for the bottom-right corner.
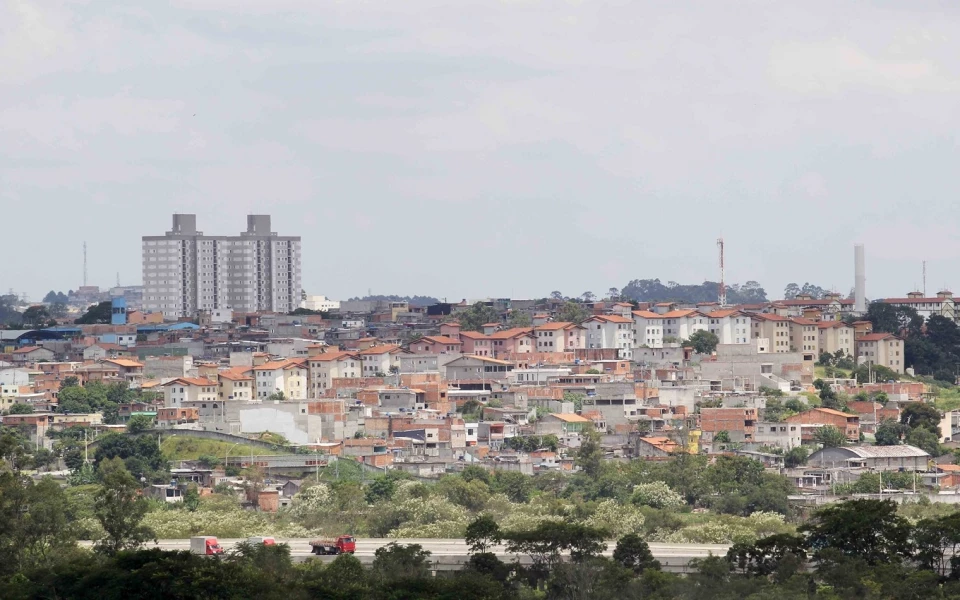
[
  {"x1": 785, "y1": 408, "x2": 860, "y2": 442},
  {"x1": 162, "y1": 377, "x2": 219, "y2": 407},
  {"x1": 458, "y1": 330, "x2": 493, "y2": 357},
  {"x1": 532, "y1": 322, "x2": 584, "y2": 352},
  {"x1": 705, "y1": 309, "x2": 752, "y2": 346},
  {"x1": 788, "y1": 317, "x2": 820, "y2": 354},
  {"x1": 751, "y1": 313, "x2": 792, "y2": 353},
  {"x1": 357, "y1": 345, "x2": 404, "y2": 376},
  {"x1": 307, "y1": 351, "x2": 360, "y2": 397},
  {"x1": 879, "y1": 290, "x2": 955, "y2": 322},
  {"x1": 218, "y1": 367, "x2": 254, "y2": 401},
  {"x1": 11, "y1": 346, "x2": 55, "y2": 364},
  {"x1": 856, "y1": 333, "x2": 905, "y2": 374},
  {"x1": 487, "y1": 328, "x2": 535, "y2": 358},
  {"x1": 583, "y1": 315, "x2": 634, "y2": 359},
  {"x1": 410, "y1": 335, "x2": 463, "y2": 355},
  {"x1": 252, "y1": 358, "x2": 309, "y2": 400},
  {"x1": 817, "y1": 321, "x2": 855, "y2": 358}
]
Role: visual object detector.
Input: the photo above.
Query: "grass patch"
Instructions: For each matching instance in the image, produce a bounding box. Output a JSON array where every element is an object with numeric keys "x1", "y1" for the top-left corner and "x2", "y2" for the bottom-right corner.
[{"x1": 162, "y1": 437, "x2": 289, "y2": 461}]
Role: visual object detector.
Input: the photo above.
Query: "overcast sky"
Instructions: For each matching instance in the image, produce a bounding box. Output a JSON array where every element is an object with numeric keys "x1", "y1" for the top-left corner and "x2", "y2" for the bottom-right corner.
[{"x1": 3, "y1": 1, "x2": 960, "y2": 303}]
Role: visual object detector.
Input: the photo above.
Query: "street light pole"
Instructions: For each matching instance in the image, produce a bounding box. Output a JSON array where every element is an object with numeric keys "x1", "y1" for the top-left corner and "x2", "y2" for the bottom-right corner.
[{"x1": 225, "y1": 442, "x2": 241, "y2": 471}]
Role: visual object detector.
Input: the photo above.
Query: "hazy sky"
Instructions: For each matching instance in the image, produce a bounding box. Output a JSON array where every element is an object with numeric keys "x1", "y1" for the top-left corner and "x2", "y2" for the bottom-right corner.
[{"x1": 3, "y1": 1, "x2": 960, "y2": 303}]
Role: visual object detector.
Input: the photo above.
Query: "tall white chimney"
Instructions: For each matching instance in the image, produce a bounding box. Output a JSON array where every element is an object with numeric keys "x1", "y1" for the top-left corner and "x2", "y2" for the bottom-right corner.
[{"x1": 854, "y1": 244, "x2": 866, "y2": 313}]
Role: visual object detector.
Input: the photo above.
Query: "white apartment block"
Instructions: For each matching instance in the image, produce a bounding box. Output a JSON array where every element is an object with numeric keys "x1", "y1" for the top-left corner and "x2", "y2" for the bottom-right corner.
[
  {"x1": 879, "y1": 291, "x2": 956, "y2": 322},
  {"x1": 142, "y1": 214, "x2": 302, "y2": 319},
  {"x1": 705, "y1": 310, "x2": 752, "y2": 345},
  {"x1": 584, "y1": 315, "x2": 634, "y2": 359},
  {"x1": 660, "y1": 310, "x2": 708, "y2": 341},
  {"x1": 632, "y1": 311, "x2": 665, "y2": 348}
]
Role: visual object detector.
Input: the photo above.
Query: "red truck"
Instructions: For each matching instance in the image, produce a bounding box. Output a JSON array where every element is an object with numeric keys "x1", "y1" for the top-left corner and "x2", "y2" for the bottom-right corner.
[
  {"x1": 309, "y1": 535, "x2": 356, "y2": 555},
  {"x1": 190, "y1": 536, "x2": 224, "y2": 555}
]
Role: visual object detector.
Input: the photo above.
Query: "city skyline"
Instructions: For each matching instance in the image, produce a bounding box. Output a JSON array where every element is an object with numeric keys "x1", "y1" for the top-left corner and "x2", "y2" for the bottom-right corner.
[{"x1": 3, "y1": 2, "x2": 960, "y2": 301}]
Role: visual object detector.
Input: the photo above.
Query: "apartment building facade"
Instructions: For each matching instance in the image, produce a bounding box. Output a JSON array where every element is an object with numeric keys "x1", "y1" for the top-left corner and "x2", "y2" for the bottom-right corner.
[
  {"x1": 142, "y1": 214, "x2": 302, "y2": 319},
  {"x1": 856, "y1": 333, "x2": 905, "y2": 374}
]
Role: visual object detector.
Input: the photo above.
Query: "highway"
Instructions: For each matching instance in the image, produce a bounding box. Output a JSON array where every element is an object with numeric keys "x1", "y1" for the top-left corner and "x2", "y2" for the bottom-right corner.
[{"x1": 95, "y1": 538, "x2": 731, "y2": 573}]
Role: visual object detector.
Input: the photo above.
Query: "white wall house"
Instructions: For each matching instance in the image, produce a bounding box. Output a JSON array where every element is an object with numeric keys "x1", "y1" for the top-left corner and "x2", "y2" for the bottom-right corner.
[
  {"x1": 660, "y1": 310, "x2": 708, "y2": 341},
  {"x1": 706, "y1": 310, "x2": 752, "y2": 345},
  {"x1": 163, "y1": 377, "x2": 218, "y2": 408},
  {"x1": 584, "y1": 315, "x2": 635, "y2": 359},
  {"x1": 632, "y1": 310, "x2": 665, "y2": 348},
  {"x1": 253, "y1": 360, "x2": 308, "y2": 400},
  {"x1": 532, "y1": 322, "x2": 585, "y2": 351},
  {"x1": 307, "y1": 352, "x2": 360, "y2": 397}
]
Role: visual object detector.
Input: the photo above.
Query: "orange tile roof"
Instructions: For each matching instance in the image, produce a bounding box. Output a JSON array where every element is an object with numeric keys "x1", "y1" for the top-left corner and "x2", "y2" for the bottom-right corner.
[
  {"x1": 458, "y1": 331, "x2": 488, "y2": 340},
  {"x1": 308, "y1": 351, "x2": 359, "y2": 362},
  {"x1": 789, "y1": 317, "x2": 818, "y2": 325},
  {"x1": 858, "y1": 333, "x2": 900, "y2": 342},
  {"x1": 632, "y1": 310, "x2": 663, "y2": 319},
  {"x1": 534, "y1": 322, "x2": 576, "y2": 331},
  {"x1": 586, "y1": 314, "x2": 633, "y2": 324},
  {"x1": 254, "y1": 359, "x2": 306, "y2": 371},
  {"x1": 218, "y1": 367, "x2": 254, "y2": 381},
  {"x1": 163, "y1": 377, "x2": 217, "y2": 387},
  {"x1": 358, "y1": 344, "x2": 401, "y2": 355},
  {"x1": 638, "y1": 436, "x2": 681, "y2": 451},
  {"x1": 420, "y1": 336, "x2": 463, "y2": 345},
  {"x1": 13, "y1": 346, "x2": 41, "y2": 354},
  {"x1": 550, "y1": 413, "x2": 591, "y2": 423},
  {"x1": 487, "y1": 328, "x2": 534, "y2": 340},
  {"x1": 705, "y1": 309, "x2": 742, "y2": 319},
  {"x1": 752, "y1": 313, "x2": 790, "y2": 322},
  {"x1": 102, "y1": 358, "x2": 144, "y2": 368},
  {"x1": 817, "y1": 321, "x2": 850, "y2": 329},
  {"x1": 662, "y1": 310, "x2": 703, "y2": 319}
]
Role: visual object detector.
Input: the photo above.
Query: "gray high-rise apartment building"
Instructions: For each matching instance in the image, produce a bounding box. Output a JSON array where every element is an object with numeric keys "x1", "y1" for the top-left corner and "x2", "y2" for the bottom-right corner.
[{"x1": 142, "y1": 214, "x2": 302, "y2": 319}]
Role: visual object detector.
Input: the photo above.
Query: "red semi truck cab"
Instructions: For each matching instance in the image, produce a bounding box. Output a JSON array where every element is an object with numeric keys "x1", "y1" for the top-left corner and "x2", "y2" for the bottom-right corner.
[{"x1": 309, "y1": 535, "x2": 356, "y2": 555}]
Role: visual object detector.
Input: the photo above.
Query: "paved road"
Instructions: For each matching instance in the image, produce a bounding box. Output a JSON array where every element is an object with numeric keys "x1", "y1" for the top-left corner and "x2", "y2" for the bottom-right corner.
[{"x1": 127, "y1": 538, "x2": 728, "y2": 559}]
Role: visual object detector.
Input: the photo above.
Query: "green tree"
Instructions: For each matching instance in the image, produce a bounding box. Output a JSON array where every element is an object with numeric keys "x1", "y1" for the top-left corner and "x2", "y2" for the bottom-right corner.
[
  {"x1": 371, "y1": 542, "x2": 432, "y2": 583},
  {"x1": 465, "y1": 515, "x2": 502, "y2": 554},
  {"x1": 126, "y1": 414, "x2": 154, "y2": 434},
  {"x1": 0, "y1": 474, "x2": 76, "y2": 575},
  {"x1": 93, "y1": 433, "x2": 167, "y2": 482},
  {"x1": 800, "y1": 499, "x2": 912, "y2": 566},
  {"x1": 814, "y1": 425, "x2": 846, "y2": 448},
  {"x1": 458, "y1": 302, "x2": 501, "y2": 332},
  {"x1": 75, "y1": 301, "x2": 113, "y2": 325},
  {"x1": 875, "y1": 419, "x2": 906, "y2": 446},
  {"x1": 714, "y1": 430, "x2": 731, "y2": 443},
  {"x1": 613, "y1": 533, "x2": 660, "y2": 574},
  {"x1": 491, "y1": 470, "x2": 533, "y2": 503},
  {"x1": 913, "y1": 512, "x2": 960, "y2": 577},
  {"x1": 557, "y1": 301, "x2": 591, "y2": 324},
  {"x1": 575, "y1": 425, "x2": 603, "y2": 479},
  {"x1": 60, "y1": 376, "x2": 80, "y2": 390},
  {"x1": 21, "y1": 305, "x2": 51, "y2": 328},
  {"x1": 900, "y1": 402, "x2": 942, "y2": 435},
  {"x1": 507, "y1": 311, "x2": 532, "y2": 327},
  {"x1": 7, "y1": 403, "x2": 34, "y2": 415},
  {"x1": 905, "y1": 427, "x2": 941, "y2": 457},
  {"x1": 726, "y1": 533, "x2": 808, "y2": 578},
  {"x1": 686, "y1": 330, "x2": 720, "y2": 354},
  {"x1": 783, "y1": 446, "x2": 809, "y2": 468},
  {"x1": 93, "y1": 457, "x2": 155, "y2": 554}
]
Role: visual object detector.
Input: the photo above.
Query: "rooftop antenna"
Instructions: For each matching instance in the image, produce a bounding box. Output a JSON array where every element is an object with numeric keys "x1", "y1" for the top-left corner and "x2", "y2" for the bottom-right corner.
[
  {"x1": 83, "y1": 242, "x2": 88, "y2": 287},
  {"x1": 717, "y1": 238, "x2": 726, "y2": 306},
  {"x1": 116, "y1": 272, "x2": 120, "y2": 287},
  {"x1": 923, "y1": 261, "x2": 927, "y2": 296}
]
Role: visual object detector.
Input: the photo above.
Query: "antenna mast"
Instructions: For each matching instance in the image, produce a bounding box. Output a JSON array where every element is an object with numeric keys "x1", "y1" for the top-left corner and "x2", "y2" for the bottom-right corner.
[
  {"x1": 717, "y1": 238, "x2": 726, "y2": 306},
  {"x1": 83, "y1": 242, "x2": 88, "y2": 287}
]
